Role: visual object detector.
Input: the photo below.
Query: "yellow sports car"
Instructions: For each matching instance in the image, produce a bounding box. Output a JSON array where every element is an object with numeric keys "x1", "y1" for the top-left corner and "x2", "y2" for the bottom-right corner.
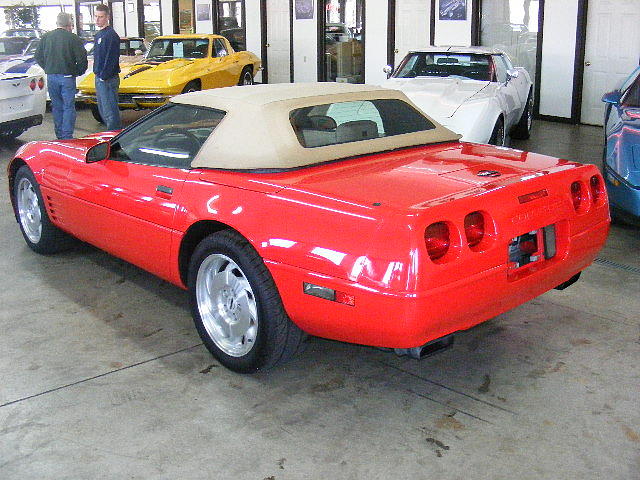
[{"x1": 78, "y1": 34, "x2": 260, "y2": 122}]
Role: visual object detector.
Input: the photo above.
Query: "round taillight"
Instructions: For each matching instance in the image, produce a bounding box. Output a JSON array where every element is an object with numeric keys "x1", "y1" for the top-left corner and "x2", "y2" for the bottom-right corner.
[
  {"x1": 29, "y1": 79, "x2": 36, "y2": 91},
  {"x1": 464, "y1": 211, "x2": 485, "y2": 248},
  {"x1": 570, "y1": 181, "x2": 584, "y2": 211},
  {"x1": 425, "y1": 221, "x2": 450, "y2": 261},
  {"x1": 590, "y1": 175, "x2": 604, "y2": 204},
  {"x1": 37, "y1": 77, "x2": 45, "y2": 90}
]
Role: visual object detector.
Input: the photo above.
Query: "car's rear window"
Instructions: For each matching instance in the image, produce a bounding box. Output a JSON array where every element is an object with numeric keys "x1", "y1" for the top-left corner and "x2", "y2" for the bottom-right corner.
[{"x1": 290, "y1": 99, "x2": 435, "y2": 148}]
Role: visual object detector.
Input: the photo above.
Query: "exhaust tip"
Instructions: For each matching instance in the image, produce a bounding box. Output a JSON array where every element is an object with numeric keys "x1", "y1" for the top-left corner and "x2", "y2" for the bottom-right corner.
[{"x1": 394, "y1": 335, "x2": 455, "y2": 360}]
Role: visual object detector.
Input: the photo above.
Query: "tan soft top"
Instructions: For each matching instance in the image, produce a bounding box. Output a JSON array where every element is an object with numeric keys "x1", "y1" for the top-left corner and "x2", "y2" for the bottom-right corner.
[{"x1": 172, "y1": 83, "x2": 460, "y2": 170}]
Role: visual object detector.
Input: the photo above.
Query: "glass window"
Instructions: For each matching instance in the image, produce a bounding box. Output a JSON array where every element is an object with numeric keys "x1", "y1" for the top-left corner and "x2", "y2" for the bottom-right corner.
[
  {"x1": 290, "y1": 99, "x2": 435, "y2": 148},
  {"x1": 323, "y1": 0, "x2": 364, "y2": 83},
  {"x1": 110, "y1": 104, "x2": 225, "y2": 168},
  {"x1": 493, "y1": 55, "x2": 508, "y2": 83},
  {"x1": 217, "y1": 0, "x2": 245, "y2": 51},
  {"x1": 0, "y1": 37, "x2": 29, "y2": 55},
  {"x1": 213, "y1": 38, "x2": 228, "y2": 57},
  {"x1": 622, "y1": 75, "x2": 640, "y2": 108},
  {"x1": 395, "y1": 52, "x2": 492, "y2": 81},
  {"x1": 147, "y1": 38, "x2": 209, "y2": 60},
  {"x1": 480, "y1": 0, "x2": 539, "y2": 83}
]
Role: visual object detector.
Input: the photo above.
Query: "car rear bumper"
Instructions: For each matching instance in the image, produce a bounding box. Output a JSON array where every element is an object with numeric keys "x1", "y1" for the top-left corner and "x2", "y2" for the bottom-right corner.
[
  {"x1": 267, "y1": 219, "x2": 610, "y2": 349},
  {"x1": 0, "y1": 113, "x2": 42, "y2": 132}
]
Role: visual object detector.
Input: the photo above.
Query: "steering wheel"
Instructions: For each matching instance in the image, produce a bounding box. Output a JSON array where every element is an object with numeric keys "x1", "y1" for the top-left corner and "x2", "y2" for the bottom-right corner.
[{"x1": 153, "y1": 127, "x2": 201, "y2": 155}]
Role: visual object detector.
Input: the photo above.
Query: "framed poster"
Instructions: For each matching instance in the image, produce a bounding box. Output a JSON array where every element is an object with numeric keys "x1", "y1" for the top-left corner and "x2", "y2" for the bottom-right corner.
[
  {"x1": 196, "y1": 3, "x2": 210, "y2": 21},
  {"x1": 439, "y1": 0, "x2": 467, "y2": 21},
  {"x1": 295, "y1": 0, "x2": 314, "y2": 20}
]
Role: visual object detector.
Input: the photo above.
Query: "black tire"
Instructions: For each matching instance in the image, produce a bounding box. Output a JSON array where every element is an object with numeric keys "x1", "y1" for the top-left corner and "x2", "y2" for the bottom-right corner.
[
  {"x1": 511, "y1": 90, "x2": 533, "y2": 139},
  {"x1": 237, "y1": 66, "x2": 254, "y2": 86},
  {"x1": 13, "y1": 165, "x2": 76, "y2": 254},
  {"x1": 489, "y1": 117, "x2": 506, "y2": 146},
  {"x1": 188, "y1": 230, "x2": 306, "y2": 373},
  {"x1": 90, "y1": 104, "x2": 103, "y2": 124},
  {"x1": 181, "y1": 80, "x2": 201, "y2": 94}
]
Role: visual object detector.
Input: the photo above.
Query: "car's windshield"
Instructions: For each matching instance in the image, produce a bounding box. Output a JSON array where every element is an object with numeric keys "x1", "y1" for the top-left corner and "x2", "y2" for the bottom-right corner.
[
  {"x1": 0, "y1": 38, "x2": 29, "y2": 55},
  {"x1": 147, "y1": 38, "x2": 209, "y2": 60},
  {"x1": 395, "y1": 52, "x2": 492, "y2": 81}
]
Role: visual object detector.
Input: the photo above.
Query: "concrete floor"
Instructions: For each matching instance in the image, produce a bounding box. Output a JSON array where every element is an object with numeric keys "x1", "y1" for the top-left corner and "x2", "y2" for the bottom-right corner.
[{"x1": 1, "y1": 109, "x2": 639, "y2": 479}]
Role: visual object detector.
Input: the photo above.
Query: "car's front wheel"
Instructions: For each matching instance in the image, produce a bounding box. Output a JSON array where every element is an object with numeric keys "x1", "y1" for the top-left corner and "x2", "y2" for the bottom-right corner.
[
  {"x1": 238, "y1": 66, "x2": 254, "y2": 86},
  {"x1": 489, "y1": 117, "x2": 506, "y2": 146},
  {"x1": 182, "y1": 81, "x2": 201, "y2": 94},
  {"x1": 188, "y1": 230, "x2": 306, "y2": 373},
  {"x1": 13, "y1": 165, "x2": 76, "y2": 254},
  {"x1": 90, "y1": 104, "x2": 103, "y2": 124},
  {"x1": 511, "y1": 90, "x2": 533, "y2": 139}
]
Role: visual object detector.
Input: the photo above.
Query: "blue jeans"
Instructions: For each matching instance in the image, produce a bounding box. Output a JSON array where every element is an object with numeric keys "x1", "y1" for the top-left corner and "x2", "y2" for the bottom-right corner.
[
  {"x1": 47, "y1": 74, "x2": 77, "y2": 139},
  {"x1": 95, "y1": 75, "x2": 121, "y2": 130}
]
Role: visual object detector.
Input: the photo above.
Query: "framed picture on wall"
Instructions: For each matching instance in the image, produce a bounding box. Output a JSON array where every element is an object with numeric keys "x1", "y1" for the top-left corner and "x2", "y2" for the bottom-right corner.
[
  {"x1": 439, "y1": 0, "x2": 467, "y2": 21},
  {"x1": 196, "y1": 3, "x2": 210, "y2": 21},
  {"x1": 295, "y1": 0, "x2": 314, "y2": 20}
]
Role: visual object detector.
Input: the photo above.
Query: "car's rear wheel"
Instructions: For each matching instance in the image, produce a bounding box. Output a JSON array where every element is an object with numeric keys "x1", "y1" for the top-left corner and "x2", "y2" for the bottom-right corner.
[
  {"x1": 489, "y1": 117, "x2": 506, "y2": 146},
  {"x1": 238, "y1": 66, "x2": 254, "y2": 86},
  {"x1": 13, "y1": 165, "x2": 75, "y2": 254},
  {"x1": 188, "y1": 230, "x2": 306, "y2": 373},
  {"x1": 511, "y1": 90, "x2": 533, "y2": 139},
  {"x1": 90, "y1": 104, "x2": 103, "y2": 124},
  {"x1": 182, "y1": 80, "x2": 201, "y2": 94}
]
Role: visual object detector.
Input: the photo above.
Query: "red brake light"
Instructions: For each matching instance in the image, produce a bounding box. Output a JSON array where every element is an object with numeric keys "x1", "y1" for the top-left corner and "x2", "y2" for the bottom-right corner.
[
  {"x1": 570, "y1": 181, "x2": 584, "y2": 211},
  {"x1": 464, "y1": 211, "x2": 485, "y2": 248},
  {"x1": 589, "y1": 175, "x2": 604, "y2": 204},
  {"x1": 425, "y1": 221, "x2": 450, "y2": 261},
  {"x1": 29, "y1": 79, "x2": 36, "y2": 91},
  {"x1": 37, "y1": 77, "x2": 45, "y2": 89}
]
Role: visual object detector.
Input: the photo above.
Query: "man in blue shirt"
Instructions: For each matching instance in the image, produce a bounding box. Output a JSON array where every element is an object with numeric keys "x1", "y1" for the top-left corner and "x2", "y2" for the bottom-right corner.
[{"x1": 93, "y1": 4, "x2": 121, "y2": 130}]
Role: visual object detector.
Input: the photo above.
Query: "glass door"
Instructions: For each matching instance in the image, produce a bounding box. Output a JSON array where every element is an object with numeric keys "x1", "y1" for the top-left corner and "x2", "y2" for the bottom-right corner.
[
  {"x1": 322, "y1": 0, "x2": 364, "y2": 83},
  {"x1": 216, "y1": 0, "x2": 245, "y2": 51}
]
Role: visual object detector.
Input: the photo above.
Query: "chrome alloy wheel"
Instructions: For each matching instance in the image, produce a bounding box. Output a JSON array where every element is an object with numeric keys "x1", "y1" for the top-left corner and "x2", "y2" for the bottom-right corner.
[
  {"x1": 16, "y1": 177, "x2": 42, "y2": 243},
  {"x1": 526, "y1": 96, "x2": 534, "y2": 132},
  {"x1": 196, "y1": 253, "x2": 258, "y2": 357}
]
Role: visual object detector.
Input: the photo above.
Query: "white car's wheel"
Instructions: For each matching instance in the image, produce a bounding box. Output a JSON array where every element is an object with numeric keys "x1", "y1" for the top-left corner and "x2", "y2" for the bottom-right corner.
[
  {"x1": 512, "y1": 91, "x2": 533, "y2": 140},
  {"x1": 489, "y1": 117, "x2": 506, "y2": 146}
]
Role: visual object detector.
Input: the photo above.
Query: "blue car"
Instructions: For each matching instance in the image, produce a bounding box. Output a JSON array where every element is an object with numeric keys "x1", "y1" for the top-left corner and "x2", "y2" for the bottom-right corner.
[{"x1": 602, "y1": 66, "x2": 640, "y2": 224}]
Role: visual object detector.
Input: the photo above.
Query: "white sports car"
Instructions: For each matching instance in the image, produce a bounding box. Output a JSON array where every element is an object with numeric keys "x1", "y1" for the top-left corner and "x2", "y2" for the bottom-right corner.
[
  {"x1": 0, "y1": 71, "x2": 46, "y2": 139},
  {"x1": 383, "y1": 47, "x2": 533, "y2": 145}
]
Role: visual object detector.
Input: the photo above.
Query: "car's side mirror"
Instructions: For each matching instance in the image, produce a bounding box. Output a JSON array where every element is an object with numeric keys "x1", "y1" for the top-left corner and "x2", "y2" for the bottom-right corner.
[
  {"x1": 383, "y1": 65, "x2": 393, "y2": 78},
  {"x1": 86, "y1": 141, "x2": 110, "y2": 163},
  {"x1": 602, "y1": 91, "x2": 622, "y2": 105},
  {"x1": 506, "y1": 69, "x2": 519, "y2": 82}
]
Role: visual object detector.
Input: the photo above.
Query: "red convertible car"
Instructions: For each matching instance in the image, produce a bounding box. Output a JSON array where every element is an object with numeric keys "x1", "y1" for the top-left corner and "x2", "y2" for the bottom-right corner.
[{"x1": 8, "y1": 83, "x2": 610, "y2": 373}]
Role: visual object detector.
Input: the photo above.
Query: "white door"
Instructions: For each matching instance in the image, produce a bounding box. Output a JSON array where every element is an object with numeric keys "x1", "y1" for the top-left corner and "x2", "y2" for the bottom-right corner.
[
  {"x1": 394, "y1": 0, "x2": 432, "y2": 66},
  {"x1": 581, "y1": 0, "x2": 640, "y2": 125},
  {"x1": 266, "y1": 0, "x2": 291, "y2": 83}
]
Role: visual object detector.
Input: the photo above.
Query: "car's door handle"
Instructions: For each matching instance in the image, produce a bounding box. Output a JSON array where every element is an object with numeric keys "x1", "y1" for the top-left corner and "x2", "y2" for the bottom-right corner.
[{"x1": 156, "y1": 185, "x2": 173, "y2": 197}]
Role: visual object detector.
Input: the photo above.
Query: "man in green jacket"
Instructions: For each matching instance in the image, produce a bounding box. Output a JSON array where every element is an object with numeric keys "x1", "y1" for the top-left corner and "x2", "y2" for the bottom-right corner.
[{"x1": 35, "y1": 12, "x2": 87, "y2": 139}]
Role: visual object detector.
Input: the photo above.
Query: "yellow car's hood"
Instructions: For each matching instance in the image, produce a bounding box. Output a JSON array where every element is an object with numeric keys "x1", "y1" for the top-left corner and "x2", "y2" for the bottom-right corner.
[
  {"x1": 120, "y1": 58, "x2": 195, "y2": 85},
  {"x1": 79, "y1": 58, "x2": 198, "y2": 93}
]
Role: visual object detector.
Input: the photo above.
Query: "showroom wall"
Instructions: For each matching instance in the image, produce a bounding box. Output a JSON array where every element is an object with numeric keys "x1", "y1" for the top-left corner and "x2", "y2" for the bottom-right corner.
[{"x1": 2, "y1": 0, "x2": 623, "y2": 124}]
